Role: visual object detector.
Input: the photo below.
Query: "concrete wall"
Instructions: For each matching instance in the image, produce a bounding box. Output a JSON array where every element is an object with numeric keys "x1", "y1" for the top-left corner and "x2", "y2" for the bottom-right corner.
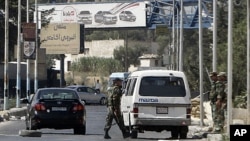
[{"x1": 53, "y1": 40, "x2": 124, "y2": 72}]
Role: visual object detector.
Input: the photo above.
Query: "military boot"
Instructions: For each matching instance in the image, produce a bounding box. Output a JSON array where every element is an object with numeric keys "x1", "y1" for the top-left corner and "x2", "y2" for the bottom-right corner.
[{"x1": 104, "y1": 130, "x2": 111, "y2": 139}]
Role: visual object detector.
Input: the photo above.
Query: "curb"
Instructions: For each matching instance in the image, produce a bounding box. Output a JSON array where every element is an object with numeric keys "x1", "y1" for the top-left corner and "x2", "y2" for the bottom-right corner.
[{"x1": 0, "y1": 107, "x2": 27, "y2": 121}]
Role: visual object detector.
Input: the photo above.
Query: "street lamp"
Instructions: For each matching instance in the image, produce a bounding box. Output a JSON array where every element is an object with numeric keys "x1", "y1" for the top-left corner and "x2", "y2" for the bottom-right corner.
[
  {"x1": 4, "y1": 0, "x2": 9, "y2": 110},
  {"x1": 34, "y1": 0, "x2": 38, "y2": 92}
]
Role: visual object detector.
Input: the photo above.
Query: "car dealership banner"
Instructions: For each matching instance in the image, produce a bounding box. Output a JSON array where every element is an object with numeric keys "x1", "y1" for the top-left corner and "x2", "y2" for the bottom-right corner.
[{"x1": 37, "y1": 2, "x2": 146, "y2": 28}]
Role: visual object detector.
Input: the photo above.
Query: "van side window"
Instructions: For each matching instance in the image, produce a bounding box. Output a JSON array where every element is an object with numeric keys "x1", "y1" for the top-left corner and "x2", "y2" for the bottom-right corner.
[{"x1": 127, "y1": 78, "x2": 137, "y2": 96}]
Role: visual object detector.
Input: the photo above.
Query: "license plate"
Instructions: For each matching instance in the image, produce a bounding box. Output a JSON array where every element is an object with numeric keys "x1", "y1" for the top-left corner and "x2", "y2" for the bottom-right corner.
[
  {"x1": 52, "y1": 107, "x2": 67, "y2": 111},
  {"x1": 156, "y1": 107, "x2": 168, "y2": 114}
]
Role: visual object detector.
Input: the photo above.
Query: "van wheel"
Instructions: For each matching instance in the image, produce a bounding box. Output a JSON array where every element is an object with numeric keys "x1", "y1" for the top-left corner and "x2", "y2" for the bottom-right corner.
[
  {"x1": 171, "y1": 129, "x2": 178, "y2": 139},
  {"x1": 131, "y1": 129, "x2": 138, "y2": 138},
  {"x1": 179, "y1": 126, "x2": 188, "y2": 139},
  {"x1": 180, "y1": 132, "x2": 187, "y2": 139}
]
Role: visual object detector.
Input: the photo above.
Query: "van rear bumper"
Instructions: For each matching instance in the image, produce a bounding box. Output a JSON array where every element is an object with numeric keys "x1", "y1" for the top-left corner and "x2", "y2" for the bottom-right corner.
[{"x1": 132, "y1": 118, "x2": 191, "y2": 126}]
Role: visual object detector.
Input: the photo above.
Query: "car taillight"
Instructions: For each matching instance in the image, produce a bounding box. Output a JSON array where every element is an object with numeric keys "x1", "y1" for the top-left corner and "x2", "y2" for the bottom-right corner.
[
  {"x1": 34, "y1": 103, "x2": 46, "y2": 111},
  {"x1": 186, "y1": 107, "x2": 191, "y2": 119},
  {"x1": 132, "y1": 103, "x2": 138, "y2": 118},
  {"x1": 73, "y1": 104, "x2": 84, "y2": 111}
]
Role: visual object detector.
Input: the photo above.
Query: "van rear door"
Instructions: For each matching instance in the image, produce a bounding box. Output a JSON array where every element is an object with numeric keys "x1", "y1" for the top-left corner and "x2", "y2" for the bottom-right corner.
[
  {"x1": 122, "y1": 76, "x2": 191, "y2": 126},
  {"x1": 138, "y1": 76, "x2": 190, "y2": 119}
]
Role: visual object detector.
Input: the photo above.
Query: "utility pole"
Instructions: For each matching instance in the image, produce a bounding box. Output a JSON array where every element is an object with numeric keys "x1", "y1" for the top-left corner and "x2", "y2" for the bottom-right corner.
[
  {"x1": 172, "y1": 0, "x2": 175, "y2": 70},
  {"x1": 16, "y1": 0, "x2": 22, "y2": 108},
  {"x1": 213, "y1": 0, "x2": 217, "y2": 72},
  {"x1": 247, "y1": 0, "x2": 250, "y2": 125},
  {"x1": 34, "y1": 0, "x2": 38, "y2": 92},
  {"x1": 199, "y1": 0, "x2": 204, "y2": 126},
  {"x1": 26, "y1": 0, "x2": 31, "y2": 99},
  {"x1": 227, "y1": 0, "x2": 233, "y2": 135},
  {"x1": 179, "y1": 0, "x2": 183, "y2": 71},
  {"x1": 4, "y1": 0, "x2": 9, "y2": 110}
]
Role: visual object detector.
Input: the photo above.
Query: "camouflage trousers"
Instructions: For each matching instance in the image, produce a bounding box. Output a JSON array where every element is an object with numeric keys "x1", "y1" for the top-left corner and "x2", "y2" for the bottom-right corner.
[
  {"x1": 213, "y1": 107, "x2": 226, "y2": 132},
  {"x1": 104, "y1": 106, "x2": 127, "y2": 132},
  {"x1": 210, "y1": 102, "x2": 216, "y2": 122}
]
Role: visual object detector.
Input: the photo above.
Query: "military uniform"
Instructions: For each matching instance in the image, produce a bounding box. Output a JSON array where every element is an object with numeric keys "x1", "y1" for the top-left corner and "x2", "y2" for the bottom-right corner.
[
  {"x1": 214, "y1": 72, "x2": 227, "y2": 133},
  {"x1": 104, "y1": 78, "x2": 129, "y2": 139},
  {"x1": 209, "y1": 72, "x2": 218, "y2": 124}
]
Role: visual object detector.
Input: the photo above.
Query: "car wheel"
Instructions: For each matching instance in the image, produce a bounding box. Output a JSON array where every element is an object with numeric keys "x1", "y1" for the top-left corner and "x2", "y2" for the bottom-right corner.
[
  {"x1": 74, "y1": 125, "x2": 86, "y2": 135},
  {"x1": 28, "y1": 117, "x2": 37, "y2": 130},
  {"x1": 130, "y1": 129, "x2": 138, "y2": 138},
  {"x1": 100, "y1": 98, "x2": 106, "y2": 105},
  {"x1": 19, "y1": 129, "x2": 42, "y2": 137}
]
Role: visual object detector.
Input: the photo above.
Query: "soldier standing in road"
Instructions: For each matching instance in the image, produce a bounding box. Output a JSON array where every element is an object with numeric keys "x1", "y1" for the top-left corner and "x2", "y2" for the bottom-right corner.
[
  {"x1": 104, "y1": 78, "x2": 130, "y2": 139},
  {"x1": 209, "y1": 72, "x2": 218, "y2": 130},
  {"x1": 214, "y1": 72, "x2": 227, "y2": 133}
]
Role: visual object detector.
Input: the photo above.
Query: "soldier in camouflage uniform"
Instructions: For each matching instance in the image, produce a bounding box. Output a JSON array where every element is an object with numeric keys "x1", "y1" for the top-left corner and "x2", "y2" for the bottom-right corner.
[
  {"x1": 104, "y1": 78, "x2": 129, "y2": 139},
  {"x1": 214, "y1": 72, "x2": 227, "y2": 133},
  {"x1": 209, "y1": 72, "x2": 218, "y2": 128}
]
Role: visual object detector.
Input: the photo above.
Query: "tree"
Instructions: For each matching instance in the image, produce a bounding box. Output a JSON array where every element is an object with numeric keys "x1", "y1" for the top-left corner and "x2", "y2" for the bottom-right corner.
[{"x1": 113, "y1": 44, "x2": 148, "y2": 71}]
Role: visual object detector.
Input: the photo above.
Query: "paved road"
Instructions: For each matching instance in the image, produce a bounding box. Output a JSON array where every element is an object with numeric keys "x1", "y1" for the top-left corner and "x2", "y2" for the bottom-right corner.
[{"x1": 0, "y1": 105, "x2": 208, "y2": 141}]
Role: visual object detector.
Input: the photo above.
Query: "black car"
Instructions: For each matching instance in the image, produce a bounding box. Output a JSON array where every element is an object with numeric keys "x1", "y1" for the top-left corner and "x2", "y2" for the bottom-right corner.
[{"x1": 21, "y1": 88, "x2": 86, "y2": 135}]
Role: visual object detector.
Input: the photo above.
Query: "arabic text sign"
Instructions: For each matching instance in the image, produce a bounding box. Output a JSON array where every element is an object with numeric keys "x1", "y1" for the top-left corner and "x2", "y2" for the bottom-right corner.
[{"x1": 40, "y1": 23, "x2": 80, "y2": 54}]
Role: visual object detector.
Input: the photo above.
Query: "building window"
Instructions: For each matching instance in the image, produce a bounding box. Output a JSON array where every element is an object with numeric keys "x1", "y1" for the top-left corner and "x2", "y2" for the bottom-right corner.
[
  {"x1": 155, "y1": 60, "x2": 159, "y2": 66},
  {"x1": 67, "y1": 61, "x2": 71, "y2": 71}
]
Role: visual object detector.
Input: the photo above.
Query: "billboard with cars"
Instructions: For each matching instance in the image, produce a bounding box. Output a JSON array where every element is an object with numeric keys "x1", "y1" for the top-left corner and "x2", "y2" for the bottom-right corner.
[{"x1": 37, "y1": 2, "x2": 146, "y2": 28}]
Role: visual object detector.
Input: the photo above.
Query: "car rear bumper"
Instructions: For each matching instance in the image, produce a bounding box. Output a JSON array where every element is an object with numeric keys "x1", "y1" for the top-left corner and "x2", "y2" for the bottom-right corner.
[
  {"x1": 131, "y1": 118, "x2": 191, "y2": 126},
  {"x1": 32, "y1": 114, "x2": 85, "y2": 129}
]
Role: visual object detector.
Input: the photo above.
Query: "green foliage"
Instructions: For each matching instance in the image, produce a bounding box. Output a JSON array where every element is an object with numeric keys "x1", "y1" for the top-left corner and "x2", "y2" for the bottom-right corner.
[
  {"x1": 71, "y1": 57, "x2": 123, "y2": 76},
  {"x1": 155, "y1": 35, "x2": 171, "y2": 56},
  {"x1": 113, "y1": 44, "x2": 148, "y2": 70},
  {"x1": 85, "y1": 30, "x2": 149, "y2": 41}
]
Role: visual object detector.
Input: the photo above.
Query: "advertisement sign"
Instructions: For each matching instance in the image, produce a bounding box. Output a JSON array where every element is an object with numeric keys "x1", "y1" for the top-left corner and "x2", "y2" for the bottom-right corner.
[
  {"x1": 40, "y1": 23, "x2": 81, "y2": 54},
  {"x1": 38, "y1": 2, "x2": 146, "y2": 28}
]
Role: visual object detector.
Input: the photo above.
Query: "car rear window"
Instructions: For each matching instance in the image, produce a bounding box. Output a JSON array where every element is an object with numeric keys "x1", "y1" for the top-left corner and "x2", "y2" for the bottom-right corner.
[
  {"x1": 80, "y1": 11, "x2": 90, "y2": 14},
  {"x1": 38, "y1": 90, "x2": 77, "y2": 100},
  {"x1": 139, "y1": 76, "x2": 186, "y2": 97}
]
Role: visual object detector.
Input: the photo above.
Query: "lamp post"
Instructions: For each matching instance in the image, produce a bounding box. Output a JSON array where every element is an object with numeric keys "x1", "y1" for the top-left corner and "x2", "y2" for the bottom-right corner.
[
  {"x1": 199, "y1": 0, "x2": 204, "y2": 126},
  {"x1": 213, "y1": 0, "x2": 217, "y2": 72},
  {"x1": 247, "y1": 0, "x2": 250, "y2": 125},
  {"x1": 26, "y1": 0, "x2": 31, "y2": 99},
  {"x1": 4, "y1": 0, "x2": 9, "y2": 110},
  {"x1": 34, "y1": 0, "x2": 39, "y2": 92},
  {"x1": 179, "y1": 0, "x2": 183, "y2": 71},
  {"x1": 227, "y1": 0, "x2": 233, "y2": 135},
  {"x1": 16, "y1": 0, "x2": 22, "y2": 108},
  {"x1": 247, "y1": 0, "x2": 250, "y2": 124},
  {"x1": 172, "y1": 0, "x2": 175, "y2": 70}
]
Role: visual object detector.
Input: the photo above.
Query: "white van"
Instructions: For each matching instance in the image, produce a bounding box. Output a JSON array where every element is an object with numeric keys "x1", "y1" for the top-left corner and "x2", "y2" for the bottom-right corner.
[{"x1": 120, "y1": 70, "x2": 191, "y2": 139}]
